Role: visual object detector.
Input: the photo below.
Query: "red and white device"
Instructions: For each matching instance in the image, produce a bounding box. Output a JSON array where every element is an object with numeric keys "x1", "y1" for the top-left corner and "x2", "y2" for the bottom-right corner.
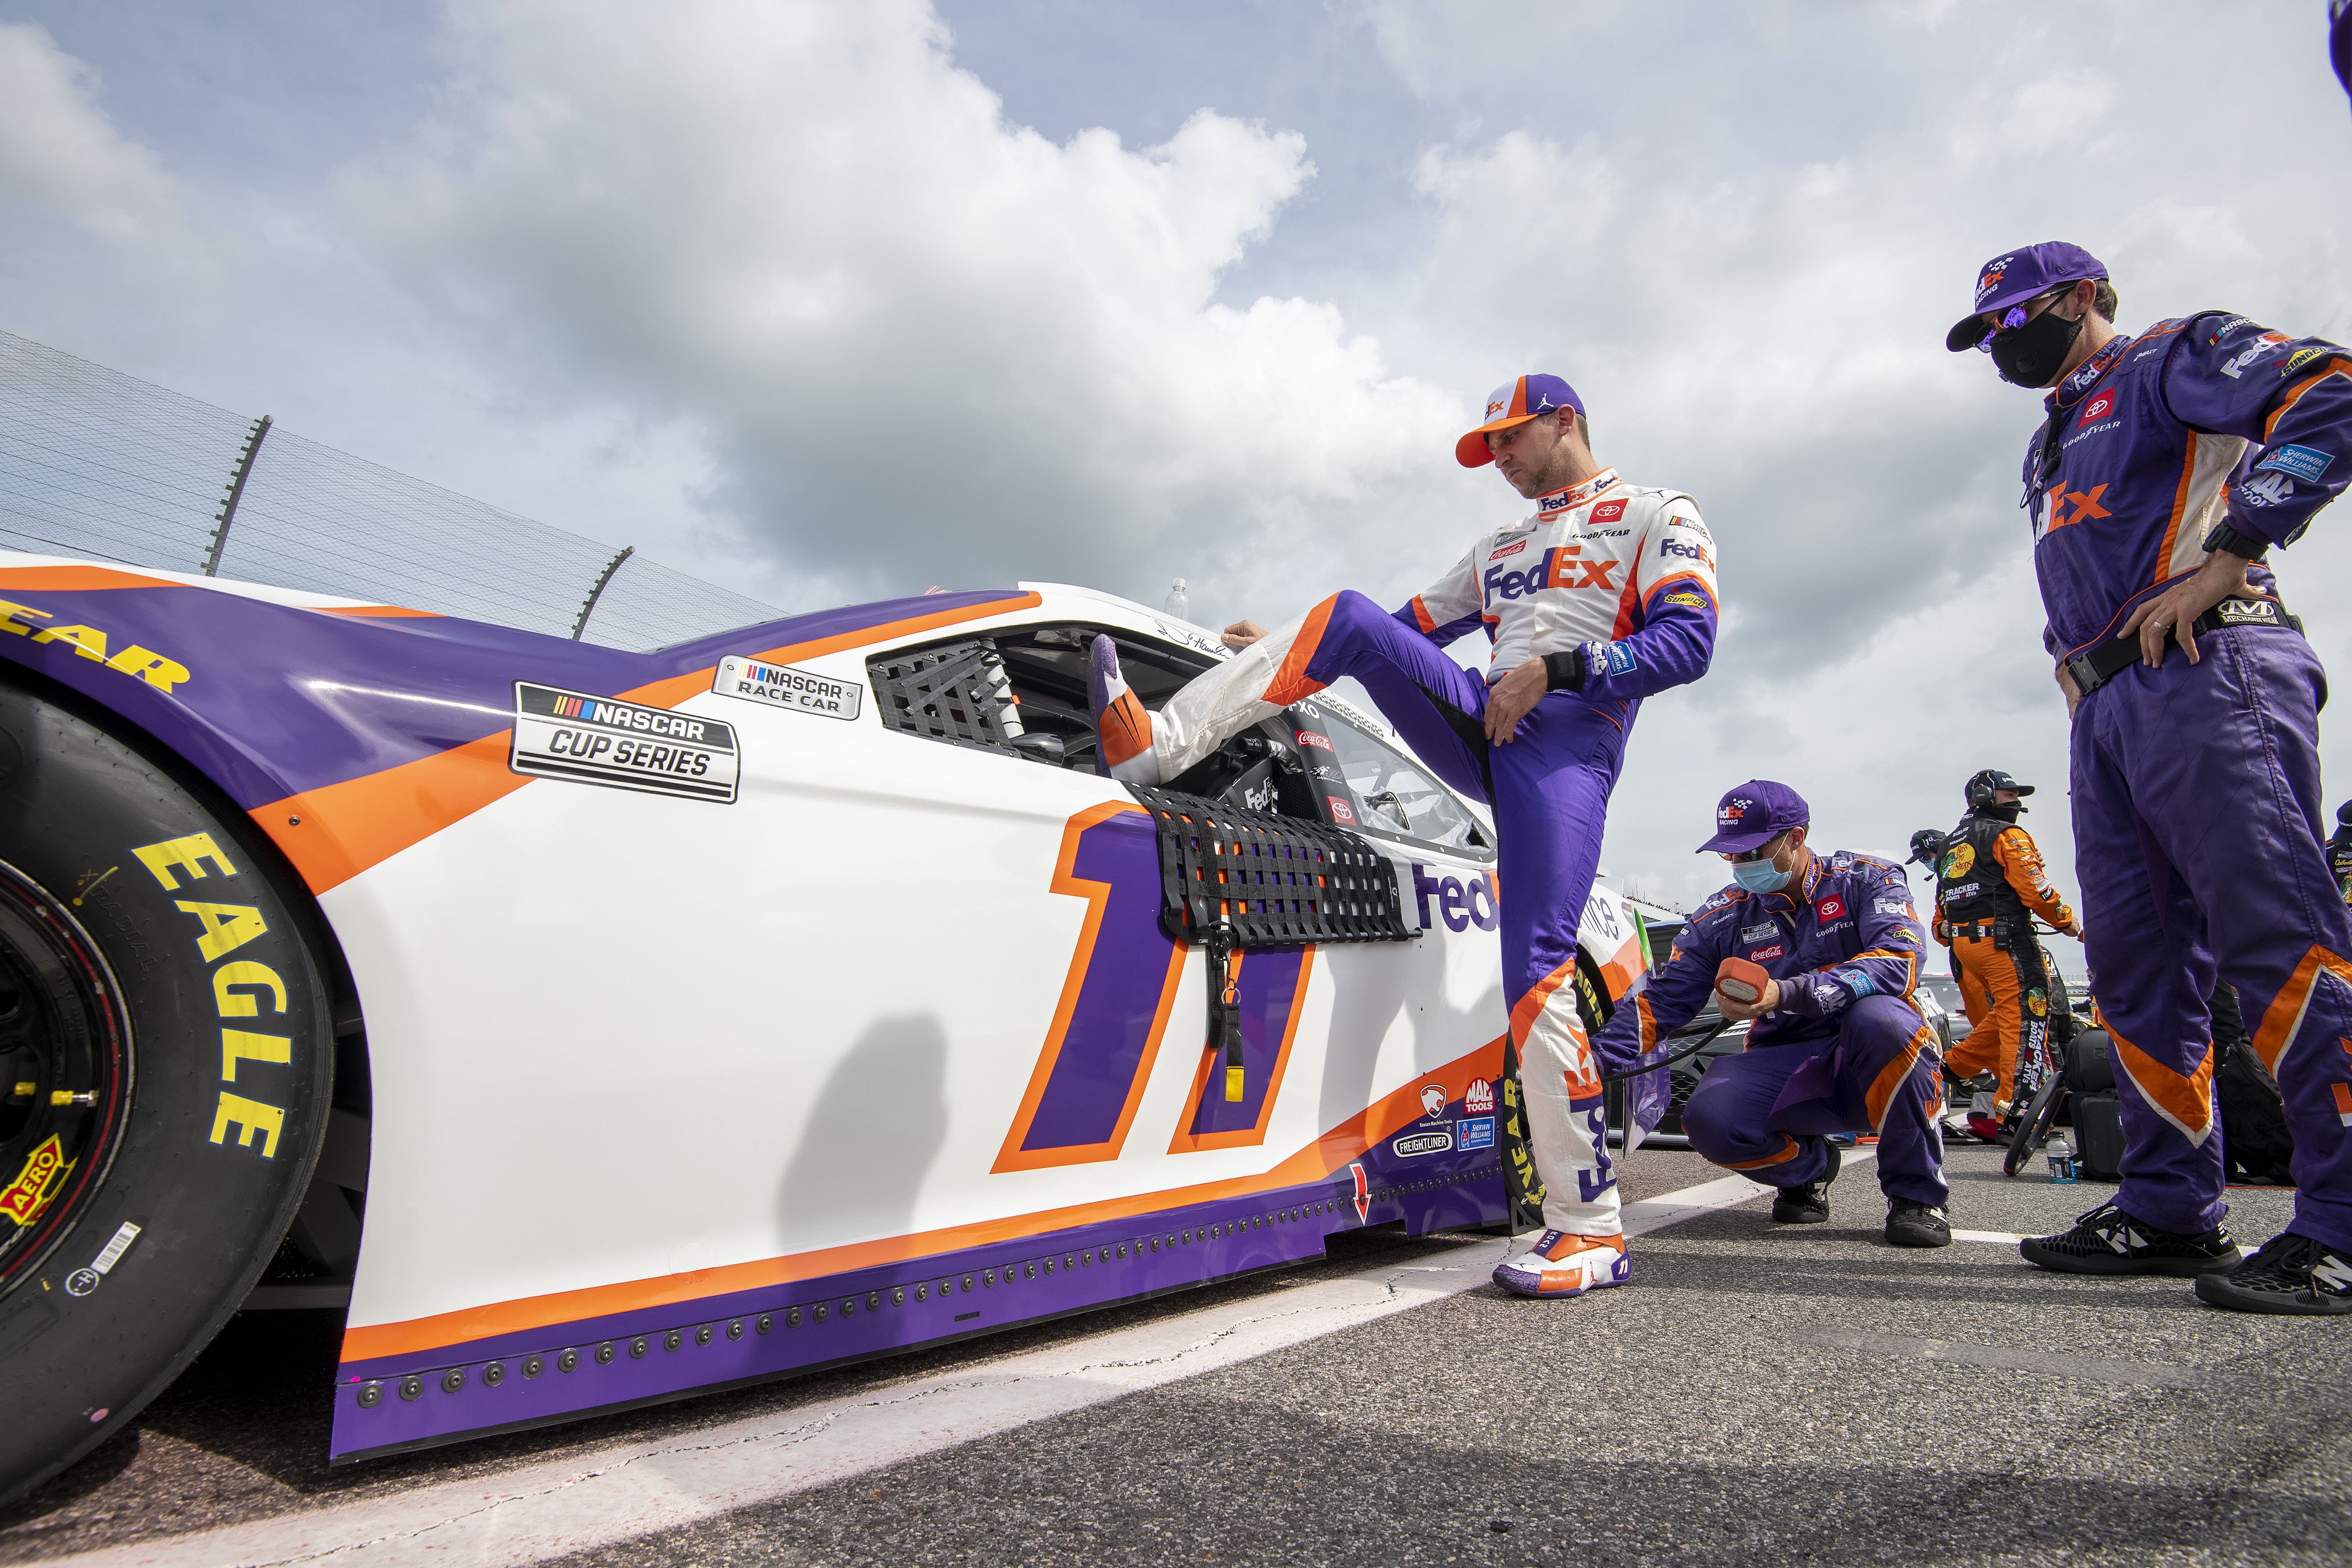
[{"x1": 1715, "y1": 956, "x2": 1771, "y2": 1007}]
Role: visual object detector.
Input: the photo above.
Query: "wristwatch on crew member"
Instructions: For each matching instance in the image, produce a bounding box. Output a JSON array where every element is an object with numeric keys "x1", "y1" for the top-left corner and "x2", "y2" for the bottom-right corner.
[{"x1": 2202, "y1": 520, "x2": 2271, "y2": 561}]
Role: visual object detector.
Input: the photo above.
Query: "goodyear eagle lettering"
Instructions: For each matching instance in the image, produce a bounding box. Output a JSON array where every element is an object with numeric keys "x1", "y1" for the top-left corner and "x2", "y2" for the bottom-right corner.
[{"x1": 132, "y1": 831, "x2": 288, "y2": 1158}]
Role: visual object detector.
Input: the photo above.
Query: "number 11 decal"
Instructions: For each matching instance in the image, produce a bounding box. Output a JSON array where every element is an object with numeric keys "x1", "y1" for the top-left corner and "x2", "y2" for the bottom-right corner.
[
  {"x1": 993, "y1": 801, "x2": 1319, "y2": 1172},
  {"x1": 992, "y1": 802, "x2": 1186, "y2": 1173}
]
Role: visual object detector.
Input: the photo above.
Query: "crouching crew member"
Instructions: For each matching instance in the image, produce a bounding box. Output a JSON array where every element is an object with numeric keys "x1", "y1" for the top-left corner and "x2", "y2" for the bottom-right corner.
[
  {"x1": 1951, "y1": 239, "x2": 2352, "y2": 1312},
  {"x1": 1592, "y1": 781, "x2": 1951, "y2": 1248},
  {"x1": 1932, "y1": 769, "x2": 2083, "y2": 1141}
]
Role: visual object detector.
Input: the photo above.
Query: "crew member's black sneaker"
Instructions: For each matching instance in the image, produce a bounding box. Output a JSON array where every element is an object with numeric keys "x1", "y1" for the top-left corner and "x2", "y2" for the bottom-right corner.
[
  {"x1": 1771, "y1": 1140, "x2": 1839, "y2": 1224},
  {"x1": 1886, "y1": 1199, "x2": 1951, "y2": 1248},
  {"x1": 2019, "y1": 1202, "x2": 2240, "y2": 1277},
  {"x1": 2194, "y1": 1231, "x2": 2352, "y2": 1316}
]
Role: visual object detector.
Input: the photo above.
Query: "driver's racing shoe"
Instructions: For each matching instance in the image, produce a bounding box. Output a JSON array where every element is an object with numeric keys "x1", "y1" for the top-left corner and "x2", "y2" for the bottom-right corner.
[
  {"x1": 1087, "y1": 635, "x2": 1162, "y2": 784},
  {"x1": 2020, "y1": 1202, "x2": 2241, "y2": 1276},
  {"x1": 1771, "y1": 1138, "x2": 1839, "y2": 1224},
  {"x1": 1885, "y1": 1198, "x2": 1952, "y2": 1248},
  {"x1": 1492, "y1": 1231, "x2": 1630, "y2": 1297},
  {"x1": 2194, "y1": 1231, "x2": 2352, "y2": 1316}
]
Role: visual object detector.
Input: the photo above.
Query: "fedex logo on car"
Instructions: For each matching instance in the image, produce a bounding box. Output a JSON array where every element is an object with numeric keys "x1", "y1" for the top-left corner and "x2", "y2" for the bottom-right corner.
[{"x1": 1412, "y1": 864, "x2": 1500, "y2": 933}]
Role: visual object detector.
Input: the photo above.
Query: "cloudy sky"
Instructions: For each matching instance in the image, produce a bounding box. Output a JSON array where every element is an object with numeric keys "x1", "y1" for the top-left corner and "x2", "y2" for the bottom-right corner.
[{"x1": 6, "y1": 0, "x2": 2352, "y2": 917}]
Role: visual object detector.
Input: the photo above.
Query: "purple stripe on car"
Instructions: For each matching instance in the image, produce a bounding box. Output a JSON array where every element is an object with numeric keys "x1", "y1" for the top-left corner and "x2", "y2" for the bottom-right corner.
[{"x1": 330, "y1": 1154, "x2": 1504, "y2": 1460}]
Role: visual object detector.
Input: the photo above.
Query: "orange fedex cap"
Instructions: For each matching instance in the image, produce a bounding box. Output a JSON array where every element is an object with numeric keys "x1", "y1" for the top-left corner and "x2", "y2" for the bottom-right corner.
[{"x1": 1456, "y1": 373, "x2": 1586, "y2": 468}]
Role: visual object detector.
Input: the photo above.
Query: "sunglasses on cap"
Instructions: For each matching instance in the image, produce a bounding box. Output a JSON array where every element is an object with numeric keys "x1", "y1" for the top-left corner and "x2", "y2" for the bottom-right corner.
[
  {"x1": 1721, "y1": 829, "x2": 1792, "y2": 863},
  {"x1": 1970, "y1": 285, "x2": 2073, "y2": 352}
]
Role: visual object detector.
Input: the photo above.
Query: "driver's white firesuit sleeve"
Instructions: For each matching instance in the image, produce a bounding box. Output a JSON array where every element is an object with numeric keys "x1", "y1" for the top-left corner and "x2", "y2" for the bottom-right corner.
[
  {"x1": 1394, "y1": 546, "x2": 1486, "y2": 648},
  {"x1": 1572, "y1": 504, "x2": 1719, "y2": 703}
]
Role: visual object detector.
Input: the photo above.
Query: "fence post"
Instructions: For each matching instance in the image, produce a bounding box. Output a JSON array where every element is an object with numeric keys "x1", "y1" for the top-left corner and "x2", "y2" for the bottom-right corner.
[
  {"x1": 202, "y1": 415, "x2": 272, "y2": 577},
  {"x1": 571, "y1": 545, "x2": 634, "y2": 640}
]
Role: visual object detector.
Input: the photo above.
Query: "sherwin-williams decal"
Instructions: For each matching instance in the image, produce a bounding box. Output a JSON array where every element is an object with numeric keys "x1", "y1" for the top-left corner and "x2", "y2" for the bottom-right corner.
[
  {"x1": 713, "y1": 655, "x2": 864, "y2": 721},
  {"x1": 509, "y1": 683, "x2": 740, "y2": 803}
]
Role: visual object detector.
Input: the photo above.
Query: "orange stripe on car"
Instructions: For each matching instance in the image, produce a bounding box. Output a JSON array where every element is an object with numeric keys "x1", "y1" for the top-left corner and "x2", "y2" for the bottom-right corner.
[
  {"x1": 255, "y1": 590, "x2": 1046, "y2": 894},
  {"x1": 339, "y1": 1029, "x2": 1510, "y2": 1365},
  {"x1": 0, "y1": 564, "x2": 180, "y2": 591}
]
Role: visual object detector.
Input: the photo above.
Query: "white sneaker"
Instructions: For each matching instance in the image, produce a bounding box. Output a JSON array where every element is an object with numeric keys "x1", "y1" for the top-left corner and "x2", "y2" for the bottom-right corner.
[{"x1": 1492, "y1": 1230, "x2": 1630, "y2": 1298}]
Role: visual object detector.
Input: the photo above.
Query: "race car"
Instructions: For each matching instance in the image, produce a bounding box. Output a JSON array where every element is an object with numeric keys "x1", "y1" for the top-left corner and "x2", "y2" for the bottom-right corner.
[{"x1": 0, "y1": 556, "x2": 1650, "y2": 1501}]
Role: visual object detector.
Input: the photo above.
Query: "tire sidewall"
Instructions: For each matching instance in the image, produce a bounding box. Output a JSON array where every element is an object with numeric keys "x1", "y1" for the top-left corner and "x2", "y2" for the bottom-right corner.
[{"x1": 0, "y1": 680, "x2": 333, "y2": 1504}]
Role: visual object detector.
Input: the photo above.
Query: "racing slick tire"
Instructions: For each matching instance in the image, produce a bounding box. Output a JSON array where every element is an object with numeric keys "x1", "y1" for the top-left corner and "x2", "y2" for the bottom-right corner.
[
  {"x1": 2003, "y1": 1071, "x2": 2067, "y2": 1177},
  {"x1": 0, "y1": 677, "x2": 334, "y2": 1506}
]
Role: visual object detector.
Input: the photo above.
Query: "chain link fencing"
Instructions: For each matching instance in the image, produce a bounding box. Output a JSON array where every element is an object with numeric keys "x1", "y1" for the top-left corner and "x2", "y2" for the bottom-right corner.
[{"x1": 0, "y1": 329, "x2": 786, "y2": 652}]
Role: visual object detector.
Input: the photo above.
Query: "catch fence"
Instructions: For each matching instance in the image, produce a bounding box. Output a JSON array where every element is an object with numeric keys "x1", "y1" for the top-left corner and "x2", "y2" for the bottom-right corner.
[{"x1": 0, "y1": 329, "x2": 785, "y2": 652}]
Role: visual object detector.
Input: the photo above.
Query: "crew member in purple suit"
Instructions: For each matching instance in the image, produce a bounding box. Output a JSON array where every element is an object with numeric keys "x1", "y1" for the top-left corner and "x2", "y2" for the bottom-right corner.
[
  {"x1": 1591, "y1": 782, "x2": 1951, "y2": 1248},
  {"x1": 1949, "y1": 240, "x2": 2352, "y2": 1313}
]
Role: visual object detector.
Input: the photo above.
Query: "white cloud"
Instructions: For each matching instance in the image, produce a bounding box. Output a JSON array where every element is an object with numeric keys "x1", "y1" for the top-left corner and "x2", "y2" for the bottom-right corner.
[
  {"x1": 340, "y1": 0, "x2": 1464, "y2": 611},
  {"x1": 0, "y1": 21, "x2": 182, "y2": 242}
]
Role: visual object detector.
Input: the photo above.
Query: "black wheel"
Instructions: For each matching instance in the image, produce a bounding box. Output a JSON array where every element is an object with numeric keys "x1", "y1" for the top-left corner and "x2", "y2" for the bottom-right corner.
[
  {"x1": 2003, "y1": 1072, "x2": 2068, "y2": 1178},
  {"x1": 0, "y1": 677, "x2": 334, "y2": 1505}
]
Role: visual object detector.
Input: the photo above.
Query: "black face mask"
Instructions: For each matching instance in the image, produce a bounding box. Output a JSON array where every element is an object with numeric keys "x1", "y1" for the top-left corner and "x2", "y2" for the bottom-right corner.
[
  {"x1": 1989, "y1": 306, "x2": 2084, "y2": 388},
  {"x1": 1984, "y1": 802, "x2": 2023, "y2": 823}
]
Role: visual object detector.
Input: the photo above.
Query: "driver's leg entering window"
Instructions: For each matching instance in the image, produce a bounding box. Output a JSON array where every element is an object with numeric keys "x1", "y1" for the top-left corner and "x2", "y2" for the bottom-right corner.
[{"x1": 1089, "y1": 591, "x2": 1488, "y2": 798}]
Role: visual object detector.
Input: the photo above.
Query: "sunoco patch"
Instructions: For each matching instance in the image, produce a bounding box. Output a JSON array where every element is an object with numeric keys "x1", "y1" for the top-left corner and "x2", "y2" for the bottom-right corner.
[
  {"x1": 713, "y1": 655, "x2": 864, "y2": 721},
  {"x1": 510, "y1": 682, "x2": 740, "y2": 803}
]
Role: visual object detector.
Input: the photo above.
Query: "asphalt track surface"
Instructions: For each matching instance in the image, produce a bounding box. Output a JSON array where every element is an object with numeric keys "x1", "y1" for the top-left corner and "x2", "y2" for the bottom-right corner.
[{"x1": 4, "y1": 1145, "x2": 2344, "y2": 1567}]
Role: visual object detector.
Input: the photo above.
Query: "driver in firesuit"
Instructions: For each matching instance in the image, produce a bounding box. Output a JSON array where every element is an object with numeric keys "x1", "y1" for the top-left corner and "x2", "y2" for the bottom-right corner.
[
  {"x1": 1951, "y1": 240, "x2": 2352, "y2": 1313},
  {"x1": 1088, "y1": 374, "x2": 1720, "y2": 1300},
  {"x1": 1930, "y1": 769, "x2": 2083, "y2": 1142}
]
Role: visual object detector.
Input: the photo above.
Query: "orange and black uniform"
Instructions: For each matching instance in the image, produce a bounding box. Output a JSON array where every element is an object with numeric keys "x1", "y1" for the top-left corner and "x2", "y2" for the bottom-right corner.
[{"x1": 1933, "y1": 813, "x2": 2075, "y2": 1112}]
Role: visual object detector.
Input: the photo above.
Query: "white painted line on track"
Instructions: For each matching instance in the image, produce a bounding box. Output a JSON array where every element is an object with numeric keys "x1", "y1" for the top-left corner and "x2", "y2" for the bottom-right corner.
[
  {"x1": 30, "y1": 1170, "x2": 1792, "y2": 1568},
  {"x1": 1953, "y1": 1228, "x2": 2027, "y2": 1245}
]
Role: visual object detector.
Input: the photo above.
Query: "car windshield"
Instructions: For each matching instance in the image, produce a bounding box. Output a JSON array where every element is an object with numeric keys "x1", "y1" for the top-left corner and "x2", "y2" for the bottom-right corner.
[
  {"x1": 1317, "y1": 717, "x2": 1489, "y2": 853},
  {"x1": 1921, "y1": 976, "x2": 1963, "y2": 1008}
]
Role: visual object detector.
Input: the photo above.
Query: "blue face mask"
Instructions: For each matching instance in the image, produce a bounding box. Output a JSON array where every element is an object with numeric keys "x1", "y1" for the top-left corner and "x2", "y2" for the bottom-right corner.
[{"x1": 1732, "y1": 855, "x2": 1793, "y2": 893}]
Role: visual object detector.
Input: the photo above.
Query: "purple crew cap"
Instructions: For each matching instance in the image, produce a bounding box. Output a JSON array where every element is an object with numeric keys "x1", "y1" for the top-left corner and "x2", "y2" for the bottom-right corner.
[
  {"x1": 1943, "y1": 242, "x2": 2108, "y2": 352},
  {"x1": 1698, "y1": 779, "x2": 1811, "y2": 854}
]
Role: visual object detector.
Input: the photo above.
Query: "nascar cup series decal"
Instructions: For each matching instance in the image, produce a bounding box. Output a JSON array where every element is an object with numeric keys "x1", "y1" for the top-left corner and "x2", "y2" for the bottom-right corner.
[
  {"x1": 509, "y1": 682, "x2": 740, "y2": 802},
  {"x1": 712, "y1": 655, "x2": 864, "y2": 721}
]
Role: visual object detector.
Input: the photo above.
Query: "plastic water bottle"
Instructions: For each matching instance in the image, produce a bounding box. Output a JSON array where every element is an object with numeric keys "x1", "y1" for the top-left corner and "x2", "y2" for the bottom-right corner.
[
  {"x1": 1163, "y1": 578, "x2": 1189, "y2": 619},
  {"x1": 2046, "y1": 1133, "x2": 2079, "y2": 1184}
]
